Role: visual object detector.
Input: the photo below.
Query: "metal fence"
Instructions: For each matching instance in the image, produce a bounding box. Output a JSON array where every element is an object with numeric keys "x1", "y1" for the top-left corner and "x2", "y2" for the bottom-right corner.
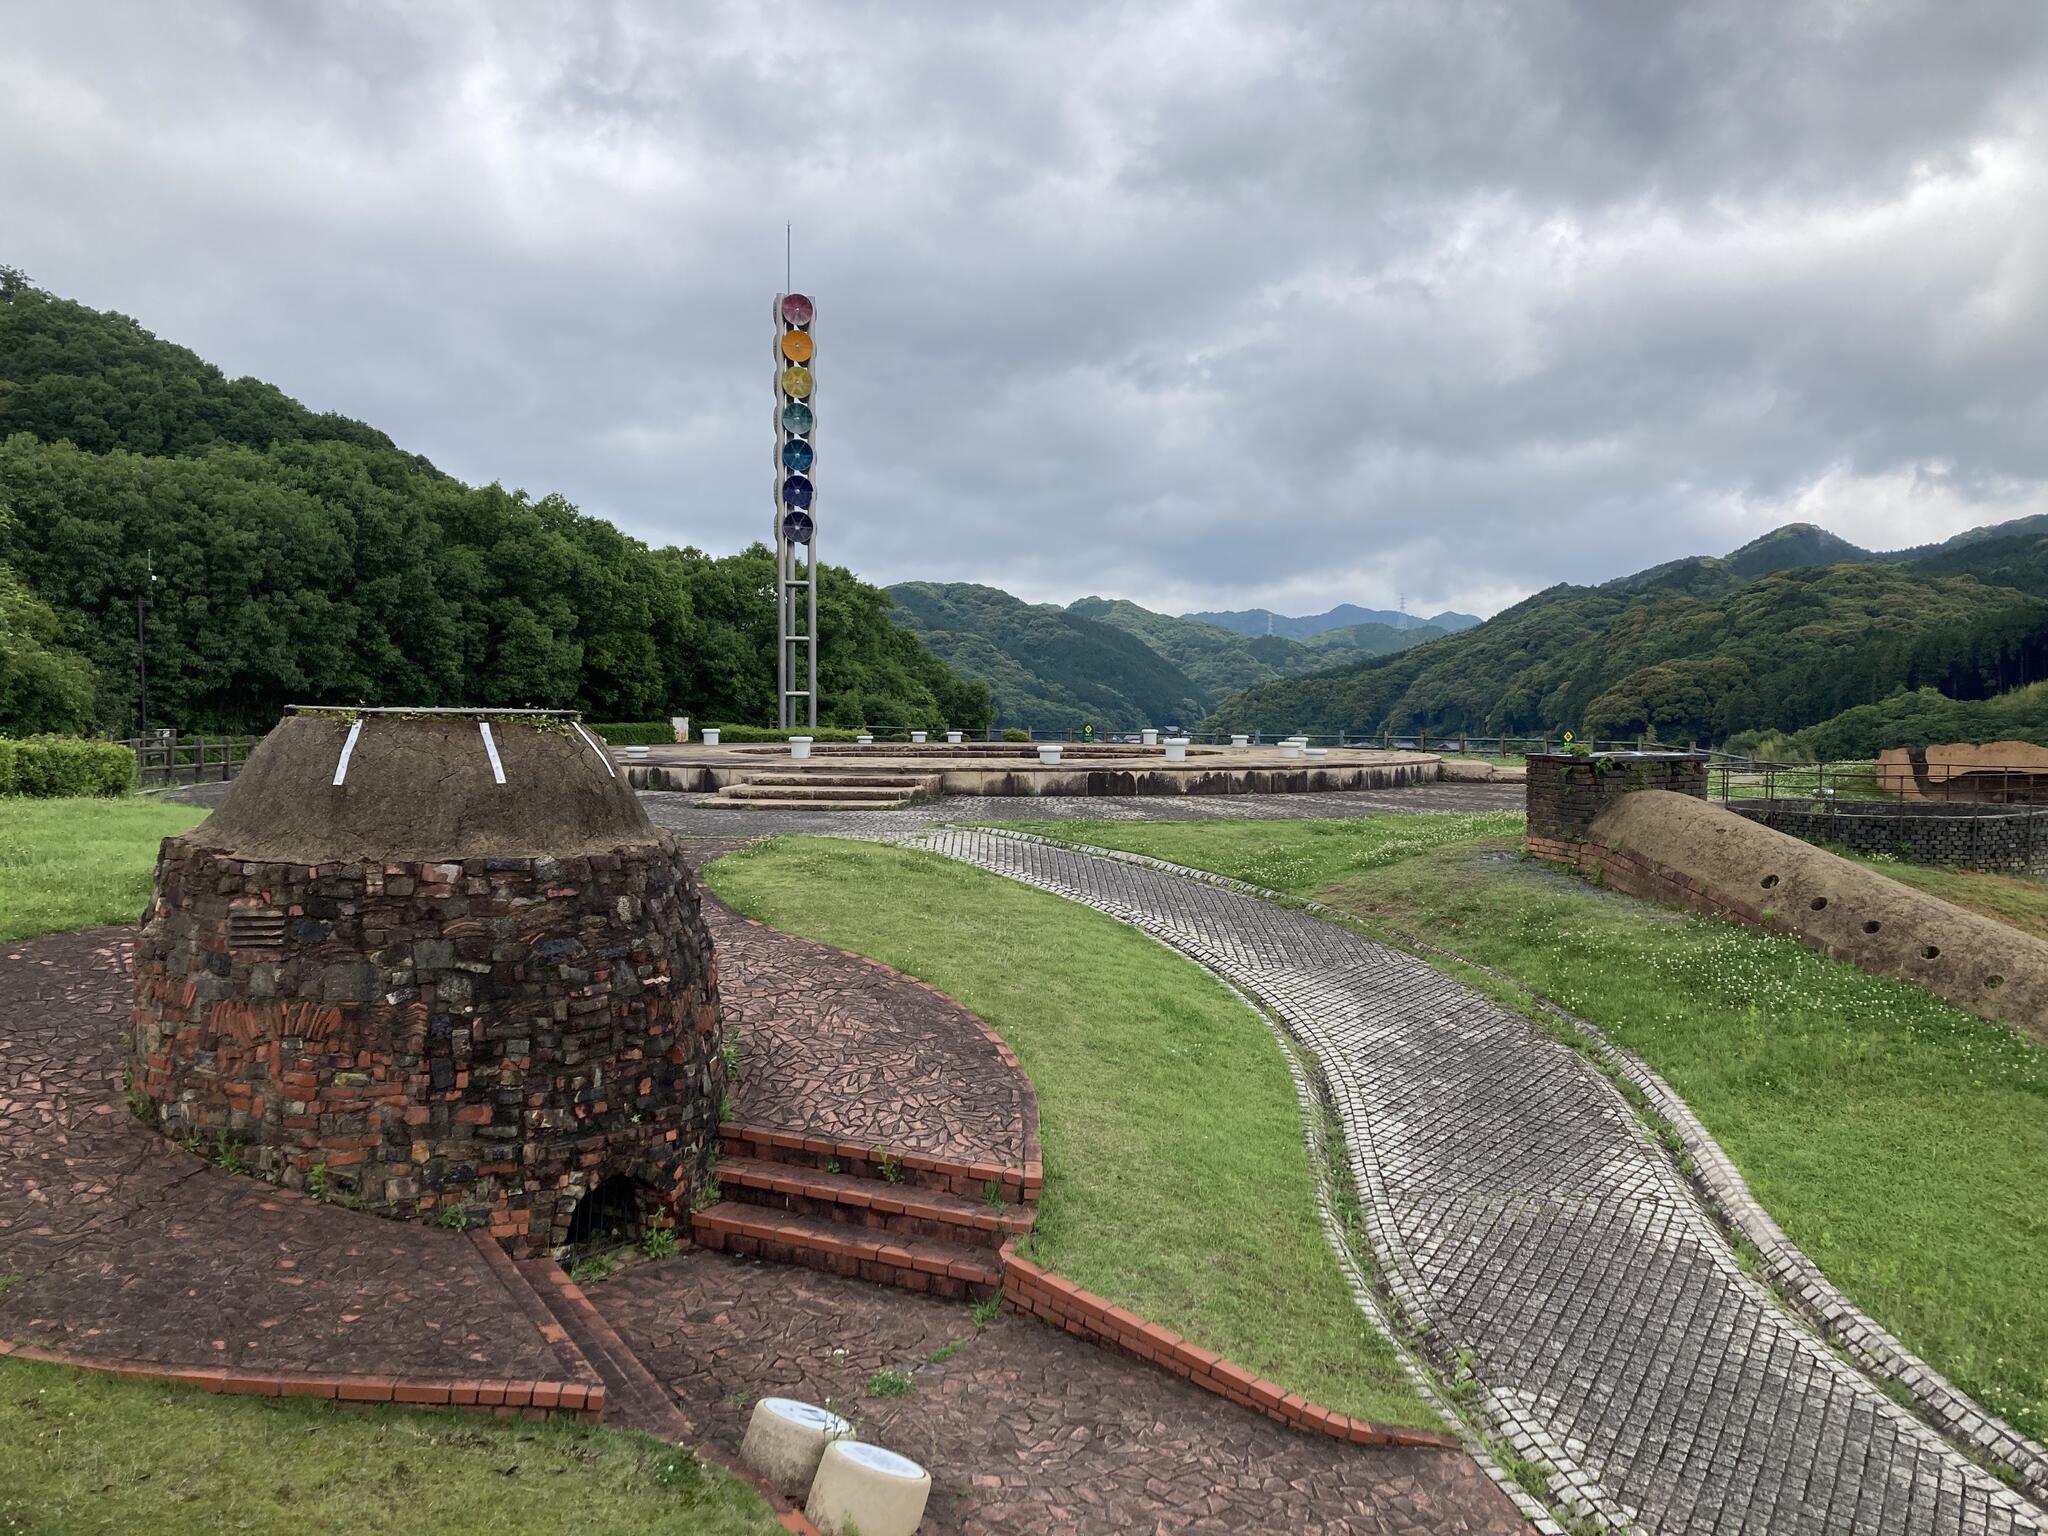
[{"x1": 1708, "y1": 756, "x2": 2048, "y2": 807}]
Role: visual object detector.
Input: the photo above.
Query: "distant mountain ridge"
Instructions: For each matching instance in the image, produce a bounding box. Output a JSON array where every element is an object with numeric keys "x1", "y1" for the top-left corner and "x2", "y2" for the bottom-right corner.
[
  {"x1": 1184, "y1": 603, "x2": 1480, "y2": 639},
  {"x1": 1206, "y1": 519, "x2": 2048, "y2": 746},
  {"x1": 884, "y1": 585, "x2": 1449, "y2": 730}
]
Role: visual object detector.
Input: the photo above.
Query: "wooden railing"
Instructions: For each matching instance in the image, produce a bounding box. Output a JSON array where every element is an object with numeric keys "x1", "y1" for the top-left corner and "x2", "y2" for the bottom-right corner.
[{"x1": 119, "y1": 732, "x2": 257, "y2": 789}]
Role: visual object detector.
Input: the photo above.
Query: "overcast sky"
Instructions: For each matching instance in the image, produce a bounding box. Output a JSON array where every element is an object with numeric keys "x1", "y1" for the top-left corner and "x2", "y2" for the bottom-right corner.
[{"x1": 6, "y1": 1, "x2": 2047, "y2": 619}]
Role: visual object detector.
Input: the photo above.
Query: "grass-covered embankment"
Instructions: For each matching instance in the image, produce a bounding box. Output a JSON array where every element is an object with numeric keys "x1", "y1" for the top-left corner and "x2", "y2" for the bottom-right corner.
[
  {"x1": 0, "y1": 796, "x2": 206, "y2": 941},
  {"x1": 704, "y1": 835, "x2": 1437, "y2": 1429},
  {"x1": 998, "y1": 813, "x2": 2048, "y2": 1442}
]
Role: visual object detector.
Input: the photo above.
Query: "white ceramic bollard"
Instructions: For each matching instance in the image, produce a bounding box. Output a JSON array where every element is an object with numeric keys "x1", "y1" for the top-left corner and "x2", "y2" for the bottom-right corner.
[
  {"x1": 670, "y1": 716, "x2": 689, "y2": 743},
  {"x1": 1304, "y1": 746, "x2": 1328, "y2": 759},
  {"x1": 1037, "y1": 744, "x2": 1063, "y2": 764},
  {"x1": 702, "y1": 727, "x2": 721, "y2": 747},
  {"x1": 945, "y1": 729, "x2": 963, "y2": 744},
  {"x1": 910, "y1": 730, "x2": 927, "y2": 744},
  {"x1": 1140, "y1": 728, "x2": 1158, "y2": 746},
  {"x1": 857, "y1": 733, "x2": 874, "y2": 745},
  {"x1": 739, "y1": 1397, "x2": 852, "y2": 1497},
  {"x1": 790, "y1": 736, "x2": 812, "y2": 759},
  {"x1": 1231, "y1": 733, "x2": 1250, "y2": 749},
  {"x1": 623, "y1": 745, "x2": 650, "y2": 761},
  {"x1": 1163, "y1": 737, "x2": 1188, "y2": 762},
  {"x1": 805, "y1": 1441, "x2": 931, "y2": 1536},
  {"x1": 1279, "y1": 741, "x2": 1304, "y2": 759}
]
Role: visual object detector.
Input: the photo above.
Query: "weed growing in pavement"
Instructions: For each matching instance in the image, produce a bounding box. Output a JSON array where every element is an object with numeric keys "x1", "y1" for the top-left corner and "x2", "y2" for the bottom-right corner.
[
  {"x1": 878, "y1": 1152, "x2": 905, "y2": 1184},
  {"x1": 824, "y1": 1159, "x2": 841, "y2": 1174},
  {"x1": 213, "y1": 1134, "x2": 244, "y2": 1175},
  {"x1": 0, "y1": 1274, "x2": 17, "y2": 1298},
  {"x1": 305, "y1": 1162, "x2": 330, "y2": 1202},
  {"x1": 980, "y1": 1178, "x2": 1005, "y2": 1209},
  {"x1": 641, "y1": 1228, "x2": 678, "y2": 1260},
  {"x1": 691, "y1": 1178, "x2": 722, "y2": 1213},
  {"x1": 927, "y1": 1339, "x2": 963, "y2": 1364},
  {"x1": 969, "y1": 1296, "x2": 1003, "y2": 1328},
  {"x1": 1501, "y1": 1454, "x2": 1553, "y2": 1502},
  {"x1": 121, "y1": 1069, "x2": 151, "y2": 1123},
  {"x1": 436, "y1": 1206, "x2": 470, "y2": 1232},
  {"x1": 864, "y1": 1370, "x2": 911, "y2": 1398},
  {"x1": 570, "y1": 1253, "x2": 617, "y2": 1286}
]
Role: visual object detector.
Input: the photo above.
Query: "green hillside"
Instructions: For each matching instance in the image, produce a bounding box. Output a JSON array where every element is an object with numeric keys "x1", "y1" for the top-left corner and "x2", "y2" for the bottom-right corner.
[
  {"x1": 0, "y1": 271, "x2": 989, "y2": 736},
  {"x1": 1063, "y1": 597, "x2": 1439, "y2": 700},
  {"x1": 1733, "y1": 681, "x2": 2048, "y2": 762},
  {"x1": 888, "y1": 583, "x2": 1207, "y2": 731},
  {"x1": 1208, "y1": 527, "x2": 2048, "y2": 745},
  {"x1": 1183, "y1": 602, "x2": 1479, "y2": 638}
]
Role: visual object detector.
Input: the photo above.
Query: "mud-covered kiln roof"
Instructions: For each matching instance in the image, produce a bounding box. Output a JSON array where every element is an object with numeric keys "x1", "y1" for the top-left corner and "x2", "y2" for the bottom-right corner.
[{"x1": 180, "y1": 708, "x2": 657, "y2": 862}]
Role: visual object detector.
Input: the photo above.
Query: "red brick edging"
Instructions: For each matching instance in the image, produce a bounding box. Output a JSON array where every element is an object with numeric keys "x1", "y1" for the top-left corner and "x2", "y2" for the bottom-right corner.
[
  {"x1": 999, "y1": 1240, "x2": 1459, "y2": 1451},
  {"x1": 0, "y1": 1336, "x2": 602, "y2": 1420}
]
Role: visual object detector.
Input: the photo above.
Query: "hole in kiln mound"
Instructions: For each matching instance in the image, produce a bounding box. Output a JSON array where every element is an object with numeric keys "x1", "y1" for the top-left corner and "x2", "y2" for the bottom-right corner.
[{"x1": 567, "y1": 1174, "x2": 656, "y2": 1250}]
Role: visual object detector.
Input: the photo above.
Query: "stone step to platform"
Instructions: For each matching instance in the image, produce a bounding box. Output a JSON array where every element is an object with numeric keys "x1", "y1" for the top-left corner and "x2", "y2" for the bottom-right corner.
[
  {"x1": 717, "y1": 782, "x2": 925, "y2": 802},
  {"x1": 736, "y1": 773, "x2": 943, "y2": 791},
  {"x1": 696, "y1": 794, "x2": 915, "y2": 812},
  {"x1": 690, "y1": 1204, "x2": 1003, "y2": 1301},
  {"x1": 715, "y1": 1155, "x2": 1033, "y2": 1252}
]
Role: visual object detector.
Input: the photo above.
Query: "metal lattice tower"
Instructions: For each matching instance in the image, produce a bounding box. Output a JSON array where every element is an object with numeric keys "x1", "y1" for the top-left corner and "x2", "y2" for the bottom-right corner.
[{"x1": 773, "y1": 291, "x2": 818, "y2": 730}]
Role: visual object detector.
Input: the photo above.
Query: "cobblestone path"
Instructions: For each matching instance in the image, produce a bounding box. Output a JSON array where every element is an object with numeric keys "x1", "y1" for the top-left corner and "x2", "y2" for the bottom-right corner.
[
  {"x1": 603, "y1": 1248, "x2": 1525, "y2": 1536},
  {"x1": 909, "y1": 830, "x2": 2045, "y2": 1536}
]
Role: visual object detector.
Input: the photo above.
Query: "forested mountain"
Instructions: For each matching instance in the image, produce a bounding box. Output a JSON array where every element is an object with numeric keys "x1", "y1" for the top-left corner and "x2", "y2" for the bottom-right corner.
[
  {"x1": 1208, "y1": 523, "x2": 2048, "y2": 745},
  {"x1": 1065, "y1": 597, "x2": 1442, "y2": 699},
  {"x1": 0, "y1": 272, "x2": 990, "y2": 736},
  {"x1": 882, "y1": 585, "x2": 1452, "y2": 730},
  {"x1": 1183, "y1": 602, "x2": 1479, "y2": 639},
  {"x1": 888, "y1": 584, "x2": 1208, "y2": 731},
  {"x1": 1730, "y1": 682, "x2": 2048, "y2": 762}
]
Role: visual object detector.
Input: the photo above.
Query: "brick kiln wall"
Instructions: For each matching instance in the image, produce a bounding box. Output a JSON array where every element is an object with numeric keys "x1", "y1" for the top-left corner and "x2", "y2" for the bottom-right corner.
[
  {"x1": 130, "y1": 840, "x2": 724, "y2": 1257},
  {"x1": 1524, "y1": 752, "x2": 1707, "y2": 854}
]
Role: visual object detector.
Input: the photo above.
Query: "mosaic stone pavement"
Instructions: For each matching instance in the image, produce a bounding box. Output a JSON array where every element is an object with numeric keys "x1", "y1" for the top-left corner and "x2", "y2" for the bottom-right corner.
[
  {"x1": 603, "y1": 1247, "x2": 1525, "y2": 1536},
  {"x1": 907, "y1": 829, "x2": 2046, "y2": 1536},
  {"x1": 706, "y1": 895, "x2": 1033, "y2": 1169}
]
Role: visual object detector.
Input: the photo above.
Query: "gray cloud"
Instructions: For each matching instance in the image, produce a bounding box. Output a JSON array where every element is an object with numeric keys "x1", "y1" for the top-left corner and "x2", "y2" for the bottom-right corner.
[{"x1": 5, "y1": 0, "x2": 2046, "y2": 618}]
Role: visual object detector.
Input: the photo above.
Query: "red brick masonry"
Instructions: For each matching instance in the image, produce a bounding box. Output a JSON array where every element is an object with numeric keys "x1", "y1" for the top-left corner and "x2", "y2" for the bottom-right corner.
[{"x1": 999, "y1": 1240, "x2": 1460, "y2": 1451}]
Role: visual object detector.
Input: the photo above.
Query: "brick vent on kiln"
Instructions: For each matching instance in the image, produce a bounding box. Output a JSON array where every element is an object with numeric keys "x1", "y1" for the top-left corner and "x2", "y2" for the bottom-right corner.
[{"x1": 129, "y1": 707, "x2": 726, "y2": 1257}]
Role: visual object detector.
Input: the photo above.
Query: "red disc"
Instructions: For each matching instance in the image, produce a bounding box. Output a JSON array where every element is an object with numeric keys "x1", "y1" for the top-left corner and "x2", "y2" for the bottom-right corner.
[{"x1": 781, "y1": 293, "x2": 814, "y2": 326}]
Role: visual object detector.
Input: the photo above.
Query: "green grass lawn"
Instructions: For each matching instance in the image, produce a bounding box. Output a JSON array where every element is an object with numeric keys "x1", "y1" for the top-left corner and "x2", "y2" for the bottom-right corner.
[
  {"x1": 0, "y1": 796, "x2": 206, "y2": 942},
  {"x1": 704, "y1": 836, "x2": 1437, "y2": 1429},
  {"x1": 999, "y1": 814, "x2": 2048, "y2": 1442},
  {"x1": 0, "y1": 1356, "x2": 780, "y2": 1536}
]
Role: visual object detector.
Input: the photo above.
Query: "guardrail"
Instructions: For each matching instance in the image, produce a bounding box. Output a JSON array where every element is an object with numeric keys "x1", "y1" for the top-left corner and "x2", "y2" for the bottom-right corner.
[{"x1": 118, "y1": 732, "x2": 257, "y2": 789}]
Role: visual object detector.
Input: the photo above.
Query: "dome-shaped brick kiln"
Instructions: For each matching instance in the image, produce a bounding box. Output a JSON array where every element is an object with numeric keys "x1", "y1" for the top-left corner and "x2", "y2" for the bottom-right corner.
[{"x1": 129, "y1": 708, "x2": 724, "y2": 1256}]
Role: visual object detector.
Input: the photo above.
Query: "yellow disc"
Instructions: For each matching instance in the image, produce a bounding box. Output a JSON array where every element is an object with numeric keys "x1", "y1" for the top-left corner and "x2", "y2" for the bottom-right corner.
[
  {"x1": 780, "y1": 365, "x2": 813, "y2": 399},
  {"x1": 780, "y1": 330, "x2": 814, "y2": 363}
]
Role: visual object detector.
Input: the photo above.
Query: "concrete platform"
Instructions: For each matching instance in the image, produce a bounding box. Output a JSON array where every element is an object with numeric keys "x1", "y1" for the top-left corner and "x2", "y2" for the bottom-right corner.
[{"x1": 624, "y1": 741, "x2": 1449, "y2": 798}]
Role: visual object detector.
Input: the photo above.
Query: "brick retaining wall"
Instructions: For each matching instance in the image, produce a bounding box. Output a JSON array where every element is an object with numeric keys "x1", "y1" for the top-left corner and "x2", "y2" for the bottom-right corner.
[{"x1": 1525, "y1": 752, "x2": 1707, "y2": 844}]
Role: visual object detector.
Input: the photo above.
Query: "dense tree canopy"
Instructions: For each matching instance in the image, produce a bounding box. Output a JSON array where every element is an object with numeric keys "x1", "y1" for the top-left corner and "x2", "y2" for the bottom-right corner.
[{"x1": 0, "y1": 274, "x2": 989, "y2": 737}]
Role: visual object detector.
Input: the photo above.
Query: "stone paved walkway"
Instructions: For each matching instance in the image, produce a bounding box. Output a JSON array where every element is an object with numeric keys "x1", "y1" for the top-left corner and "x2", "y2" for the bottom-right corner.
[
  {"x1": 909, "y1": 830, "x2": 2047, "y2": 1536},
  {"x1": 601, "y1": 1248, "x2": 1524, "y2": 1536},
  {"x1": 0, "y1": 930, "x2": 569, "y2": 1382}
]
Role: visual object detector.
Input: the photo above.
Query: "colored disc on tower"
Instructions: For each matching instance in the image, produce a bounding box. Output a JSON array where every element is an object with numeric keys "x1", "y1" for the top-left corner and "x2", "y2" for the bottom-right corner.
[
  {"x1": 781, "y1": 293, "x2": 814, "y2": 326},
  {"x1": 781, "y1": 438, "x2": 814, "y2": 473},
  {"x1": 781, "y1": 473, "x2": 814, "y2": 509},
  {"x1": 780, "y1": 365, "x2": 813, "y2": 399},
  {"x1": 780, "y1": 330, "x2": 814, "y2": 363},
  {"x1": 781, "y1": 509, "x2": 814, "y2": 545},
  {"x1": 780, "y1": 401, "x2": 813, "y2": 434}
]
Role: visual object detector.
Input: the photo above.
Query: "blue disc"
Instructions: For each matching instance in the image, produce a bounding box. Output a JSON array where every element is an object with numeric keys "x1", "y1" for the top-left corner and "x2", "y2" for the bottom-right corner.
[
  {"x1": 780, "y1": 510, "x2": 814, "y2": 545},
  {"x1": 781, "y1": 473, "x2": 814, "y2": 509},
  {"x1": 780, "y1": 401, "x2": 813, "y2": 435},
  {"x1": 781, "y1": 438, "x2": 814, "y2": 473}
]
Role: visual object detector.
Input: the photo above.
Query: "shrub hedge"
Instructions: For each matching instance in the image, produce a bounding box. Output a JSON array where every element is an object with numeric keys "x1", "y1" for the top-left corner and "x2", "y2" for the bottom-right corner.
[
  {"x1": 1001, "y1": 727, "x2": 1031, "y2": 742},
  {"x1": 0, "y1": 736, "x2": 138, "y2": 797},
  {"x1": 588, "y1": 721, "x2": 679, "y2": 746}
]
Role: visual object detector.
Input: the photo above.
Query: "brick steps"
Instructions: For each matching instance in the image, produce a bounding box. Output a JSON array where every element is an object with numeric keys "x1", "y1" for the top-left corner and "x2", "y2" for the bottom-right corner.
[
  {"x1": 692, "y1": 1203, "x2": 1004, "y2": 1300},
  {"x1": 696, "y1": 770, "x2": 943, "y2": 812},
  {"x1": 737, "y1": 774, "x2": 943, "y2": 790},
  {"x1": 719, "y1": 1122, "x2": 1039, "y2": 1204},
  {"x1": 697, "y1": 794, "x2": 916, "y2": 812},
  {"x1": 716, "y1": 1154, "x2": 1032, "y2": 1252}
]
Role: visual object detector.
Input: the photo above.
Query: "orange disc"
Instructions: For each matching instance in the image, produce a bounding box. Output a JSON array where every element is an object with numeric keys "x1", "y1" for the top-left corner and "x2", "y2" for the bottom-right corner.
[{"x1": 780, "y1": 330, "x2": 814, "y2": 363}]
